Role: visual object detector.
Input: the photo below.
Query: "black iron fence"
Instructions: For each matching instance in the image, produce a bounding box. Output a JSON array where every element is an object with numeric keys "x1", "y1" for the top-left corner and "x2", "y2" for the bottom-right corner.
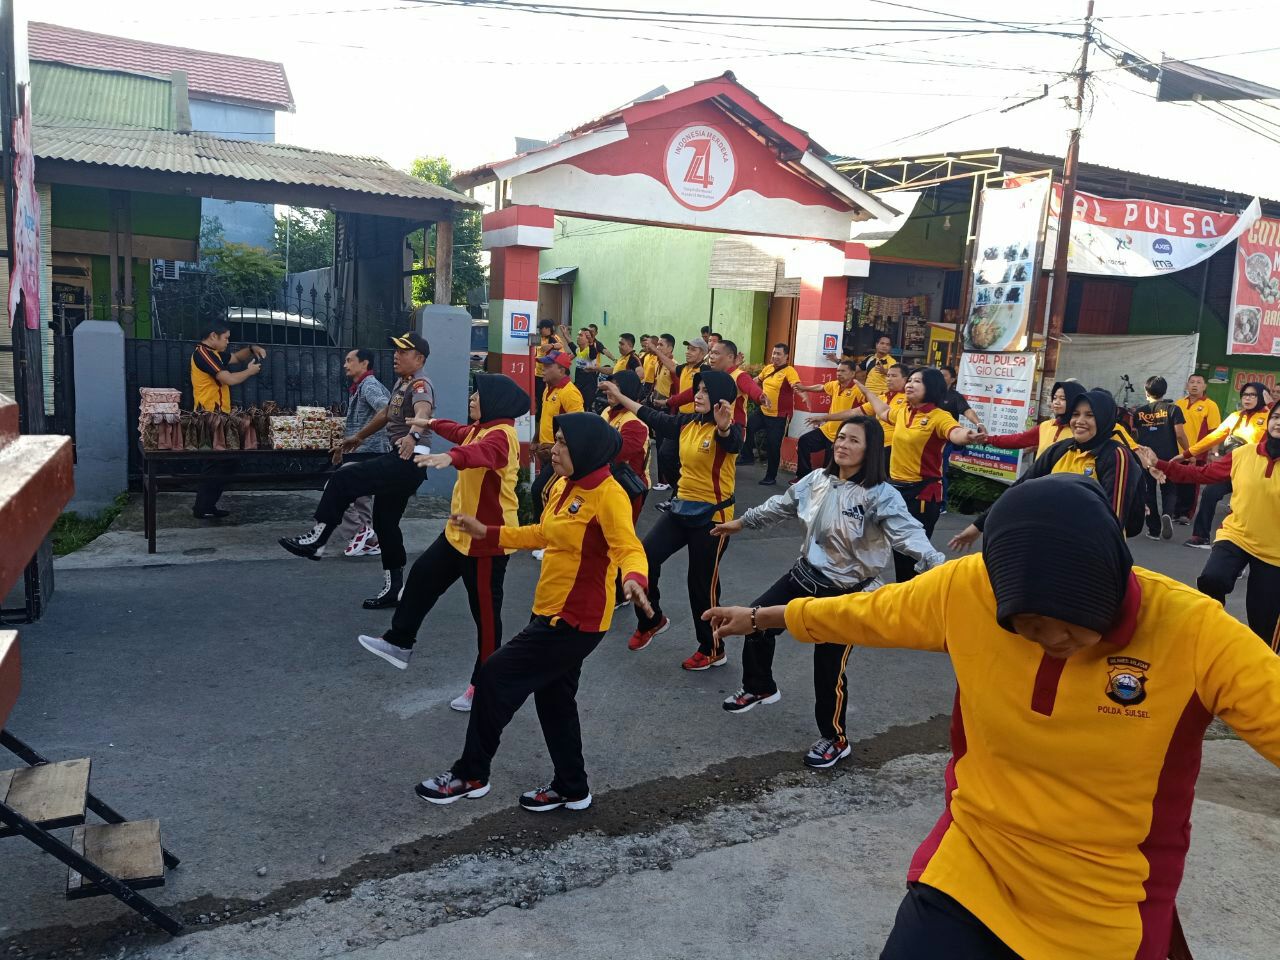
[
  {"x1": 124, "y1": 339, "x2": 400, "y2": 479},
  {"x1": 71, "y1": 273, "x2": 408, "y2": 348}
]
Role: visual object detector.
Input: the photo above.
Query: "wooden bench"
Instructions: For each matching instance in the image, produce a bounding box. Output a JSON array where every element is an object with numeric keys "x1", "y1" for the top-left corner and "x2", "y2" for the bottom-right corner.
[
  {"x1": 139, "y1": 447, "x2": 383, "y2": 553},
  {"x1": 1, "y1": 396, "x2": 182, "y2": 934}
]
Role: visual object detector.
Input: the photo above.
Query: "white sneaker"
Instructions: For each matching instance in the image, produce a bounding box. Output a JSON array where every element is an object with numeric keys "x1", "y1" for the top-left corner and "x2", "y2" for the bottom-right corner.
[
  {"x1": 450, "y1": 685, "x2": 475, "y2": 712},
  {"x1": 357, "y1": 634, "x2": 411, "y2": 669},
  {"x1": 532, "y1": 549, "x2": 545, "y2": 561},
  {"x1": 345, "y1": 526, "x2": 382, "y2": 557},
  {"x1": 653, "y1": 483, "x2": 670, "y2": 491}
]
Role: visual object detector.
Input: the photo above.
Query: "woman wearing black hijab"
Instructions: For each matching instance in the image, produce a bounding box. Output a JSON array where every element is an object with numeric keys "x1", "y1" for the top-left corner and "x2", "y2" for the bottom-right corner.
[
  {"x1": 950, "y1": 389, "x2": 1142, "y2": 550},
  {"x1": 985, "y1": 380, "x2": 1087, "y2": 455},
  {"x1": 418, "y1": 413, "x2": 650, "y2": 811},
  {"x1": 705, "y1": 472, "x2": 1280, "y2": 960},
  {"x1": 358, "y1": 374, "x2": 529, "y2": 712},
  {"x1": 599, "y1": 369, "x2": 741, "y2": 670},
  {"x1": 603, "y1": 369, "x2": 650, "y2": 523}
]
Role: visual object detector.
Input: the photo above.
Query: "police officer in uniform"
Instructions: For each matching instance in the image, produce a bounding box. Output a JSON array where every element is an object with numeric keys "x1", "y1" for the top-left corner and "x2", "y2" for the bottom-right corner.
[{"x1": 280, "y1": 332, "x2": 435, "y2": 608}]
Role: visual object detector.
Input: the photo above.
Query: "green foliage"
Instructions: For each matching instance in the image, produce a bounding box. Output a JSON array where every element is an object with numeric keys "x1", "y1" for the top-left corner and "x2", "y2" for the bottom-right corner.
[
  {"x1": 202, "y1": 241, "x2": 286, "y2": 303},
  {"x1": 406, "y1": 156, "x2": 485, "y2": 307},
  {"x1": 946, "y1": 468, "x2": 1006, "y2": 516},
  {"x1": 199, "y1": 214, "x2": 226, "y2": 252},
  {"x1": 52, "y1": 493, "x2": 129, "y2": 556},
  {"x1": 516, "y1": 473, "x2": 538, "y2": 525},
  {"x1": 273, "y1": 207, "x2": 335, "y2": 274}
]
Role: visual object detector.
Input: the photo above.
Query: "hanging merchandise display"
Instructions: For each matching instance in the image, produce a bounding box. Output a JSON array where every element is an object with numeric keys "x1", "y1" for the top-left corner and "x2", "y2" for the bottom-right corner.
[
  {"x1": 1044, "y1": 185, "x2": 1260, "y2": 278},
  {"x1": 849, "y1": 291, "x2": 931, "y2": 330},
  {"x1": 963, "y1": 179, "x2": 1050, "y2": 353},
  {"x1": 1227, "y1": 215, "x2": 1280, "y2": 357}
]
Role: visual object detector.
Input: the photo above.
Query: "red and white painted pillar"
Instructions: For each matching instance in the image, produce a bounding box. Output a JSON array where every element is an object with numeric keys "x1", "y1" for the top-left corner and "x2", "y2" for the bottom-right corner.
[
  {"x1": 780, "y1": 241, "x2": 868, "y2": 469},
  {"x1": 482, "y1": 205, "x2": 555, "y2": 453}
]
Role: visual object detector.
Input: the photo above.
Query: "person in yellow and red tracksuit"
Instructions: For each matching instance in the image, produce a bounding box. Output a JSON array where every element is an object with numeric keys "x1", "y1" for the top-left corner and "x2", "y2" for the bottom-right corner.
[
  {"x1": 603, "y1": 370, "x2": 650, "y2": 523},
  {"x1": 531, "y1": 350, "x2": 584, "y2": 508},
  {"x1": 706, "y1": 472, "x2": 1280, "y2": 960},
  {"x1": 417, "y1": 413, "x2": 650, "y2": 812},
  {"x1": 1171, "y1": 373, "x2": 1220, "y2": 524},
  {"x1": 793, "y1": 359, "x2": 867, "y2": 479},
  {"x1": 863, "y1": 367, "x2": 985, "y2": 582},
  {"x1": 1137, "y1": 400, "x2": 1280, "y2": 645},
  {"x1": 742, "y1": 343, "x2": 802, "y2": 486},
  {"x1": 851, "y1": 363, "x2": 908, "y2": 469},
  {"x1": 951, "y1": 389, "x2": 1144, "y2": 552},
  {"x1": 601, "y1": 369, "x2": 742, "y2": 671},
  {"x1": 665, "y1": 338, "x2": 768, "y2": 430},
  {"x1": 985, "y1": 379, "x2": 1087, "y2": 456},
  {"x1": 355, "y1": 374, "x2": 528, "y2": 713},
  {"x1": 711, "y1": 416, "x2": 944, "y2": 769},
  {"x1": 653, "y1": 337, "x2": 708, "y2": 494},
  {"x1": 1183, "y1": 381, "x2": 1272, "y2": 548}
]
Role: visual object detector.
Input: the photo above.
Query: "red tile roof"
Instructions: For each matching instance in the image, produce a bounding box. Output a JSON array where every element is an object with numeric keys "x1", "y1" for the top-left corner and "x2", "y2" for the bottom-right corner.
[{"x1": 28, "y1": 21, "x2": 294, "y2": 112}]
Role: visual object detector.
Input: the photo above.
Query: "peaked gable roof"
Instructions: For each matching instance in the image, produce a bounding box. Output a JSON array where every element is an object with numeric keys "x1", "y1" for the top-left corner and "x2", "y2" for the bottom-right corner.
[{"x1": 28, "y1": 21, "x2": 294, "y2": 112}]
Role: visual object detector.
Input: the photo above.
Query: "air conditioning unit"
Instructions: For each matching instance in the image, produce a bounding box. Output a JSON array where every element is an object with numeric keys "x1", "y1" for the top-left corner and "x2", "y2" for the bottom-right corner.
[{"x1": 158, "y1": 259, "x2": 181, "y2": 281}]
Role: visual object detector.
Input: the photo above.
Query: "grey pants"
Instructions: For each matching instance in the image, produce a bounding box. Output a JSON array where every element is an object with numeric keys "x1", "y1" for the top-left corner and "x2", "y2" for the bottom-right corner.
[{"x1": 334, "y1": 496, "x2": 373, "y2": 544}]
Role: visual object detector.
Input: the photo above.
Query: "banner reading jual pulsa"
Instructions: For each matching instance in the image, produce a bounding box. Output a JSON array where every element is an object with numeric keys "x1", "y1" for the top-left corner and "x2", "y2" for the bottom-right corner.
[{"x1": 1042, "y1": 184, "x2": 1261, "y2": 278}]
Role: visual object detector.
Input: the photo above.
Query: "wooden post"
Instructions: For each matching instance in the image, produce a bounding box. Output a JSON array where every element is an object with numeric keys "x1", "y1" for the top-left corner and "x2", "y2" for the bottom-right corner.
[{"x1": 434, "y1": 217, "x2": 454, "y2": 306}]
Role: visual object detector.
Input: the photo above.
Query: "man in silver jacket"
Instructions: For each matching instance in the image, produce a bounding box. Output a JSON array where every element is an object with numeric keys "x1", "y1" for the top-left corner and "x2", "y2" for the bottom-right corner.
[{"x1": 711, "y1": 415, "x2": 944, "y2": 768}]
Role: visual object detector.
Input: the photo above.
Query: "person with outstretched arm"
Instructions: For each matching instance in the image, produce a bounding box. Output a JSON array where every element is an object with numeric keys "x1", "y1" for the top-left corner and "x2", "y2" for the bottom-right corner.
[
  {"x1": 706, "y1": 473, "x2": 1280, "y2": 960},
  {"x1": 415, "y1": 414, "x2": 650, "y2": 812}
]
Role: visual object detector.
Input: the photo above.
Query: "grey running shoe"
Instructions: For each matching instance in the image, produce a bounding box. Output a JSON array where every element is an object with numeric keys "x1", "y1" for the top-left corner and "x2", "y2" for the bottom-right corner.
[{"x1": 357, "y1": 634, "x2": 411, "y2": 669}]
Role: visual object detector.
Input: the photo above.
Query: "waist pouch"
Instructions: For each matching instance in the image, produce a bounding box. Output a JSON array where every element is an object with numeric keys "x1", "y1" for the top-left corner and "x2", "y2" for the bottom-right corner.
[
  {"x1": 611, "y1": 461, "x2": 648, "y2": 499},
  {"x1": 891, "y1": 477, "x2": 942, "y2": 503},
  {"x1": 789, "y1": 558, "x2": 873, "y2": 597},
  {"x1": 668, "y1": 496, "x2": 734, "y2": 528}
]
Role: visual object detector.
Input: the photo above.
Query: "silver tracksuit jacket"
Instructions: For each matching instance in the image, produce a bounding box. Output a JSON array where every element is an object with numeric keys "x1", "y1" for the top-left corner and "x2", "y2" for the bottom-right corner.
[{"x1": 737, "y1": 471, "x2": 946, "y2": 591}]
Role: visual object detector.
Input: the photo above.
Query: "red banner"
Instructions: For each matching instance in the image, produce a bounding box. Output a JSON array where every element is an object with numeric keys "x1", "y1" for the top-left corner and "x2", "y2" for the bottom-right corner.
[{"x1": 1228, "y1": 216, "x2": 1280, "y2": 356}]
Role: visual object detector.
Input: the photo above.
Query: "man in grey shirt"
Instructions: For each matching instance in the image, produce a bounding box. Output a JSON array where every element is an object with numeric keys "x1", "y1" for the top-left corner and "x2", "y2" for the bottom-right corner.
[{"x1": 333, "y1": 348, "x2": 391, "y2": 556}]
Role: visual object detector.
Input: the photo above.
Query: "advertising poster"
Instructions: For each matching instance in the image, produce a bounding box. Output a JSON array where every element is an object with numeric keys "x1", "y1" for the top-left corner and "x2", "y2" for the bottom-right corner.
[
  {"x1": 964, "y1": 179, "x2": 1049, "y2": 353},
  {"x1": 951, "y1": 351, "x2": 1038, "y2": 484},
  {"x1": 1044, "y1": 185, "x2": 1260, "y2": 279},
  {"x1": 1228, "y1": 215, "x2": 1280, "y2": 356}
]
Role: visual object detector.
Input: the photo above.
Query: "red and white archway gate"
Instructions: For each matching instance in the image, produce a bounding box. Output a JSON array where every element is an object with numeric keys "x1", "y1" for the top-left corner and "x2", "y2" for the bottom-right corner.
[{"x1": 456, "y1": 72, "x2": 897, "y2": 438}]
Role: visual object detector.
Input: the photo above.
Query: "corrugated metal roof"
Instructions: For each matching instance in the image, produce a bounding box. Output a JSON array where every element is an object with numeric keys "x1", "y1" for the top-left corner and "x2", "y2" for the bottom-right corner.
[
  {"x1": 29, "y1": 21, "x2": 294, "y2": 112},
  {"x1": 31, "y1": 62, "x2": 173, "y2": 130},
  {"x1": 34, "y1": 124, "x2": 478, "y2": 208}
]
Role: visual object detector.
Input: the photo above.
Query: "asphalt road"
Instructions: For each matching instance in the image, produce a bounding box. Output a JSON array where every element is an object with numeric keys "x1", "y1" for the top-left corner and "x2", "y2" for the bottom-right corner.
[{"x1": 1, "y1": 464, "x2": 1271, "y2": 958}]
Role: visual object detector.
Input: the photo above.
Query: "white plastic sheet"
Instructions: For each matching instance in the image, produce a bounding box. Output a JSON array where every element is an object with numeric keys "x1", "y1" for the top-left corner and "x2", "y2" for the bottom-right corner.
[{"x1": 1051, "y1": 334, "x2": 1199, "y2": 413}]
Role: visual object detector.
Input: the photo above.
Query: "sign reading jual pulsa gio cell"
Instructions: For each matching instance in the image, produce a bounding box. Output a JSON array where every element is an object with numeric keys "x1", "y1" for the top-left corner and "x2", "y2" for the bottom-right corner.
[{"x1": 952, "y1": 351, "x2": 1038, "y2": 485}]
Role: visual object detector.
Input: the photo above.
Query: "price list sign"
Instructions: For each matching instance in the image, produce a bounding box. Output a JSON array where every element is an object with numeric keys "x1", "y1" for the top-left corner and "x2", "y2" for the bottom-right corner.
[{"x1": 951, "y1": 351, "x2": 1038, "y2": 484}]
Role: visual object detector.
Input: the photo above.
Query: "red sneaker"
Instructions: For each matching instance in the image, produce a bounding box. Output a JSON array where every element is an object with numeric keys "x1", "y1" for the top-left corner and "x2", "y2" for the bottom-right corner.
[
  {"x1": 627, "y1": 616, "x2": 670, "y2": 651},
  {"x1": 682, "y1": 650, "x2": 727, "y2": 671}
]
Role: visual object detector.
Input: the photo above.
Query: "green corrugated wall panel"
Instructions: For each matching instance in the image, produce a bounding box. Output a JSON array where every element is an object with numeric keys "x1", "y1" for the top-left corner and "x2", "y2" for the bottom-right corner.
[{"x1": 31, "y1": 62, "x2": 173, "y2": 130}]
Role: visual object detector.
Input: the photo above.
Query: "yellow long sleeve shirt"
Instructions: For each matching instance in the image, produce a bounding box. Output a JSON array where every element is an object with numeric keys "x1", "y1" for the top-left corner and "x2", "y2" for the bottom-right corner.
[
  {"x1": 1187, "y1": 407, "x2": 1269, "y2": 457},
  {"x1": 484, "y1": 466, "x2": 647, "y2": 632},
  {"x1": 784, "y1": 554, "x2": 1280, "y2": 960}
]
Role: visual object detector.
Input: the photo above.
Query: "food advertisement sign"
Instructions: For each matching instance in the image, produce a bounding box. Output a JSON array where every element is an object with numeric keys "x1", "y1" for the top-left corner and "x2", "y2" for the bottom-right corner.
[
  {"x1": 1228, "y1": 216, "x2": 1280, "y2": 356},
  {"x1": 951, "y1": 351, "x2": 1038, "y2": 484},
  {"x1": 963, "y1": 179, "x2": 1049, "y2": 353},
  {"x1": 1044, "y1": 185, "x2": 1259, "y2": 279}
]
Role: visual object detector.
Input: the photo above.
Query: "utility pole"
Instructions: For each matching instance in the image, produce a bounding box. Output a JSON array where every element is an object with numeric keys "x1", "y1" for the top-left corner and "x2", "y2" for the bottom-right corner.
[{"x1": 1042, "y1": 0, "x2": 1095, "y2": 382}]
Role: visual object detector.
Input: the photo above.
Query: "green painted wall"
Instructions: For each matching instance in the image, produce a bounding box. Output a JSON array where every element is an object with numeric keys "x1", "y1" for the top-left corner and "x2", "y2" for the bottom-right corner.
[
  {"x1": 539, "y1": 218, "x2": 768, "y2": 361},
  {"x1": 1127, "y1": 276, "x2": 1202, "y2": 336},
  {"x1": 51, "y1": 184, "x2": 201, "y2": 240},
  {"x1": 873, "y1": 195, "x2": 966, "y2": 266}
]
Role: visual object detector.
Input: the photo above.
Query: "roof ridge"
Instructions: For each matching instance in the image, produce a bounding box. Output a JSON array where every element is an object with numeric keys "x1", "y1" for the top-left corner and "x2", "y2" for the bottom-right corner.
[{"x1": 29, "y1": 21, "x2": 287, "y2": 71}]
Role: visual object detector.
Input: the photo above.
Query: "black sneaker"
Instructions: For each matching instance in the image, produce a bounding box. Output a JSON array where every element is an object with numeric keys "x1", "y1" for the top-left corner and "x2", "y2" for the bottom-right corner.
[
  {"x1": 1144, "y1": 531, "x2": 1161, "y2": 541},
  {"x1": 722, "y1": 689, "x2": 782, "y2": 713},
  {"x1": 193, "y1": 507, "x2": 231, "y2": 519},
  {"x1": 1184, "y1": 536, "x2": 1212, "y2": 550},
  {"x1": 1160, "y1": 514, "x2": 1174, "y2": 540},
  {"x1": 363, "y1": 569, "x2": 403, "y2": 609},
  {"x1": 279, "y1": 523, "x2": 327, "y2": 560},
  {"x1": 758, "y1": 477, "x2": 777, "y2": 486},
  {"x1": 518, "y1": 785, "x2": 592, "y2": 812},
  {"x1": 415, "y1": 771, "x2": 490, "y2": 805},
  {"x1": 804, "y1": 737, "x2": 852, "y2": 769}
]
